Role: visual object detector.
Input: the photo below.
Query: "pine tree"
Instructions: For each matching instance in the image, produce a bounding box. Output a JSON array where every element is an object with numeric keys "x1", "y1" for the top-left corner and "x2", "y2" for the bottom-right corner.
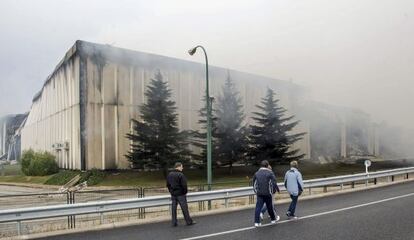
[
  {"x1": 249, "y1": 88, "x2": 305, "y2": 167},
  {"x1": 126, "y1": 71, "x2": 191, "y2": 177},
  {"x1": 191, "y1": 95, "x2": 220, "y2": 168},
  {"x1": 215, "y1": 74, "x2": 248, "y2": 173}
]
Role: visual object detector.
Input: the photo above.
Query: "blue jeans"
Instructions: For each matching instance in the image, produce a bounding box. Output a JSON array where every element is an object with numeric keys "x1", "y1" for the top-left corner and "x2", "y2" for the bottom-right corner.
[
  {"x1": 287, "y1": 194, "x2": 298, "y2": 216},
  {"x1": 255, "y1": 195, "x2": 275, "y2": 223}
]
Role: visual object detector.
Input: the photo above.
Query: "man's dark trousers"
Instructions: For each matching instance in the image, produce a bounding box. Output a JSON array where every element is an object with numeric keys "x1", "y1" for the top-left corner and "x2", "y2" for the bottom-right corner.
[
  {"x1": 255, "y1": 195, "x2": 276, "y2": 223},
  {"x1": 171, "y1": 195, "x2": 192, "y2": 225}
]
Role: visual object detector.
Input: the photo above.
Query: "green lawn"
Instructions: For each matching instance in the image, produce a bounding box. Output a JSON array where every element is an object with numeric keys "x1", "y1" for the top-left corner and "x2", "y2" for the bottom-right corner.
[
  {"x1": 0, "y1": 161, "x2": 409, "y2": 188},
  {"x1": 0, "y1": 164, "x2": 50, "y2": 184},
  {"x1": 97, "y1": 161, "x2": 403, "y2": 188},
  {"x1": 0, "y1": 164, "x2": 22, "y2": 176},
  {"x1": 0, "y1": 175, "x2": 49, "y2": 184}
]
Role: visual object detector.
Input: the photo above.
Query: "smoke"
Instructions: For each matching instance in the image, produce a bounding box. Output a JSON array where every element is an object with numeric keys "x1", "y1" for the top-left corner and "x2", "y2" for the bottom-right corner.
[{"x1": 1, "y1": 0, "x2": 414, "y2": 159}]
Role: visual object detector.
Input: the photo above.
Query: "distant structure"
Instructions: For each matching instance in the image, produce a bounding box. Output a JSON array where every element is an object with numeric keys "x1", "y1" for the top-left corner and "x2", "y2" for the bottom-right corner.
[
  {"x1": 0, "y1": 114, "x2": 27, "y2": 161},
  {"x1": 19, "y1": 40, "x2": 404, "y2": 170},
  {"x1": 21, "y1": 41, "x2": 310, "y2": 170}
]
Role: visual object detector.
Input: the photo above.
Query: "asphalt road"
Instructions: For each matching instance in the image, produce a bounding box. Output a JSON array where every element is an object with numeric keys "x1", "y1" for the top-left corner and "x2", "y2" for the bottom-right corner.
[{"x1": 41, "y1": 181, "x2": 414, "y2": 240}]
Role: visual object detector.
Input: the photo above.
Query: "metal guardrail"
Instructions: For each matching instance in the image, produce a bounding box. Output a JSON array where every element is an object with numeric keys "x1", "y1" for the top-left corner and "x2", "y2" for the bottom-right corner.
[{"x1": 1, "y1": 166, "x2": 413, "y2": 235}]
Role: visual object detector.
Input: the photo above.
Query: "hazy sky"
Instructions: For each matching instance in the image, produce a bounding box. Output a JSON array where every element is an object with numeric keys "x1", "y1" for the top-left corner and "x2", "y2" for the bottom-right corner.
[{"x1": 0, "y1": 0, "x2": 413, "y2": 129}]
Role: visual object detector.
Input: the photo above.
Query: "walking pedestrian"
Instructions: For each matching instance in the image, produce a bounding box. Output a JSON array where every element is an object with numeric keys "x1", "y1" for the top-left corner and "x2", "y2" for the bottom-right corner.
[
  {"x1": 253, "y1": 160, "x2": 278, "y2": 227},
  {"x1": 166, "y1": 162, "x2": 196, "y2": 227},
  {"x1": 260, "y1": 165, "x2": 280, "y2": 221},
  {"x1": 284, "y1": 160, "x2": 304, "y2": 219}
]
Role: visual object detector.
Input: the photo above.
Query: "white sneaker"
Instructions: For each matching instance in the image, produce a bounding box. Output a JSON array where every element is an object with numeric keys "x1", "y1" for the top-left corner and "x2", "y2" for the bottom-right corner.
[
  {"x1": 254, "y1": 223, "x2": 261, "y2": 227},
  {"x1": 260, "y1": 213, "x2": 264, "y2": 220},
  {"x1": 271, "y1": 220, "x2": 276, "y2": 224},
  {"x1": 275, "y1": 215, "x2": 280, "y2": 222},
  {"x1": 288, "y1": 215, "x2": 298, "y2": 220}
]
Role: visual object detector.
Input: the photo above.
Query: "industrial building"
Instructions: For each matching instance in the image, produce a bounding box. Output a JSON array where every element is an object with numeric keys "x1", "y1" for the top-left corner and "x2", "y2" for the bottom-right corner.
[{"x1": 21, "y1": 40, "x2": 312, "y2": 170}]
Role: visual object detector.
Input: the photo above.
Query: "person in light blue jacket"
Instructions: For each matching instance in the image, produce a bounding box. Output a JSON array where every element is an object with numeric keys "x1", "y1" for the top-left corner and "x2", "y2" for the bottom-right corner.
[{"x1": 284, "y1": 161, "x2": 304, "y2": 219}]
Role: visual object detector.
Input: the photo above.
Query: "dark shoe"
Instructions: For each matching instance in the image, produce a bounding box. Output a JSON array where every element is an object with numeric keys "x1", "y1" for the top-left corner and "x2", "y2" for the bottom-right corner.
[
  {"x1": 186, "y1": 221, "x2": 197, "y2": 226},
  {"x1": 172, "y1": 223, "x2": 177, "y2": 227}
]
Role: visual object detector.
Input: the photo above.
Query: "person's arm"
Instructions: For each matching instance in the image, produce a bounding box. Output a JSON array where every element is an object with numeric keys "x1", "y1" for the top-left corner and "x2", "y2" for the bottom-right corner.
[
  {"x1": 181, "y1": 174, "x2": 188, "y2": 195},
  {"x1": 166, "y1": 175, "x2": 172, "y2": 194},
  {"x1": 284, "y1": 172, "x2": 288, "y2": 189},
  {"x1": 252, "y1": 174, "x2": 257, "y2": 193},
  {"x1": 270, "y1": 172, "x2": 279, "y2": 193},
  {"x1": 297, "y1": 171, "x2": 304, "y2": 194}
]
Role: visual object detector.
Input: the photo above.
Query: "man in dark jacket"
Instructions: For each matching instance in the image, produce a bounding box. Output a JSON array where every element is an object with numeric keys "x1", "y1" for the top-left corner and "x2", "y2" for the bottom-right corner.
[
  {"x1": 166, "y1": 162, "x2": 195, "y2": 227},
  {"x1": 253, "y1": 160, "x2": 279, "y2": 227}
]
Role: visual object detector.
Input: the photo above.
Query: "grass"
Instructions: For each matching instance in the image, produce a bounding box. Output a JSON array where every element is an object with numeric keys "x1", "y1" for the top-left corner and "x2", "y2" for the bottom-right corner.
[
  {"x1": 98, "y1": 160, "x2": 411, "y2": 188},
  {"x1": 0, "y1": 160, "x2": 410, "y2": 188},
  {"x1": 0, "y1": 175, "x2": 49, "y2": 184},
  {"x1": 0, "y1": 164, "x2": 22, "y2": 176},
  {"x1": 44, "y1": 170, "x2": 80, "y2": 185}
]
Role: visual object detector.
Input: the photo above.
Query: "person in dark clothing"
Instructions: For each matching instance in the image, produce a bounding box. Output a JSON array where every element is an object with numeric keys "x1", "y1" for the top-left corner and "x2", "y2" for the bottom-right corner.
[
  {"x1": 166, "y1": 162, "x2": 196, "y2": 227},
  {"x1": 253, "y1": 160, "x2": 279, "y2": 227},
  {"x1": 260, "y1": 165, "x2": 280, "y2": 221}
]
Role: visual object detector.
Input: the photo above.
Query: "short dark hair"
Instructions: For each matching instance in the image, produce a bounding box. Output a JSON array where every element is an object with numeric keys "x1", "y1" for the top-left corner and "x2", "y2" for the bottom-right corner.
[
  {"x1": 174, "y1": 162, "x2": 183, "y2": 168},
  {"x1": 261, "y1": 160, "x2": 269, "y2": 168}
]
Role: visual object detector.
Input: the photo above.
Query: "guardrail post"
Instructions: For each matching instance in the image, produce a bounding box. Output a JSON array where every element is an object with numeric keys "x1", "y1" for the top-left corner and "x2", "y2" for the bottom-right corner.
[
  {"x1": 225, "y1": 192, "x2": 229, "y2": 208},
  {"x1": 248, "y1": 181, "x2": 254, "y2": 204},
  {"x1": 208, "y1": 184, "x2": 212, "y2": 210},
  {"x1": 100, "y1": 212, "x2": 104, "y2": 224},
  {"x1": 67, "y1": 191, "x2": 76, "y2": 229},
  {"x1": 406, "y1": 173, "x2": 409, "y2": 179},
  {"x1": 138, "y1": 187, "x2": 146, "y2": 219},
  {"x1": 365, "y1": 180, "x2": 368, "y2": 187},
  {"x1": 340, "y1": 184, "x2": 343, "y2": 190},
  {"x1": 351, "y1": 181, "x2": 355, "y2": 188},
  {"x1": 198, "y1": 185, "x2": 205, "y2": 211},
  {"x1": 308, "y1": 188, "x2": 312, "y2": 195},
  {"x1": 374, "y1": 178, "x2": 377, "y2": 185},
  {"x1": 17, "y1": 221, "x2": 21, "y2": 235},
  {"x1": 391, "y1": 175, "x2": 394, "y2": 182},
  {"x1": 323, "y1": 186, "x2": 328, "y2": 193}
]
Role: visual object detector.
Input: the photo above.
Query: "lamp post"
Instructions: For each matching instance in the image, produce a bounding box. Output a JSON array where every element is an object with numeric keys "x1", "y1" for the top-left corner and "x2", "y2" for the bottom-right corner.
[{"x1": 188, "y1": 45, "x2": 212, "y2": 191}]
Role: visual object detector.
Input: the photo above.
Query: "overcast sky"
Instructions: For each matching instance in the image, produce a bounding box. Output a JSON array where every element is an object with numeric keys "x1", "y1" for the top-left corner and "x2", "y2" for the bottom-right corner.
[{"x1": 0, "y1": 0, "x2": 413, "y2": 129}]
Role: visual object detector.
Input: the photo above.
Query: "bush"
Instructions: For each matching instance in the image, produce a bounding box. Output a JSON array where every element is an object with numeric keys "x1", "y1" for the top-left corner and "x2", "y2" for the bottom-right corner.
[
  {"x1": 20, "y1": 150, "x2": 59, "y2": 176},
  {"x1": 21, "y1": 149, "x2": 35, "y2": 175}
]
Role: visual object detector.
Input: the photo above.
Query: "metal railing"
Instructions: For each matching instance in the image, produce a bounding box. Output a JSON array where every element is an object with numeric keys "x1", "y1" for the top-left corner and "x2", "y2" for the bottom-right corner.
[{"x1": 1, "y1": 166, "x2": 413, "y2": 235}]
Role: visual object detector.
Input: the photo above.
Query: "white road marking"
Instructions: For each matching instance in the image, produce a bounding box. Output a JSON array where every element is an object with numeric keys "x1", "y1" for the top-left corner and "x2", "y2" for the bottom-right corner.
[{"x1": 180, "y1": 192, "x2": 414, "y2": 240}]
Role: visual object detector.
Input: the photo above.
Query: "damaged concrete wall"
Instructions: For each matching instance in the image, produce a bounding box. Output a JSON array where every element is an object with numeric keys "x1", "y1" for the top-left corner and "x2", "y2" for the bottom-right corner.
[
  {"x1": 22, "y1": 40, "x2": 311, "y2": 170},
  {"x1": 21, "y1": 47, "x2": 82, "y2": 169},
  {"x1": 80, "y1": 41, "x2": 310, "y2": 170}
]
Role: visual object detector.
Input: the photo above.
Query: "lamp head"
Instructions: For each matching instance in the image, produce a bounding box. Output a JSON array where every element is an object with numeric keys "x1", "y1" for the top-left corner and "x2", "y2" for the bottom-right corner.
[{"x1": 188, "y1": 47, "x2": 197, "y2": 56}]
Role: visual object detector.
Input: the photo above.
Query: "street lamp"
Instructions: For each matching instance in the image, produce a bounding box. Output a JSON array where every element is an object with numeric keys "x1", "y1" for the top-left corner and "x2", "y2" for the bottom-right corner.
[{"x1": 188, "y1": 45, "x2": 212, "y2": 191}]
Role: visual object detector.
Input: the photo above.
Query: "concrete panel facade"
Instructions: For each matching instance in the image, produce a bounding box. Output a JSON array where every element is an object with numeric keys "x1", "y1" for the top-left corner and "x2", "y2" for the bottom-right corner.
[
  {"x1": 21, "y1": 54, "x2": 81, "y2": 169},
  {"x1": 21, "y1": 41, "x2": 311, "y2": 170}
]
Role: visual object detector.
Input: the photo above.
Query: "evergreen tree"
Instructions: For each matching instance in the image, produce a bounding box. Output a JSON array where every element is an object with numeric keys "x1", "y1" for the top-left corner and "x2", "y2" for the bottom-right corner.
[
  {"x1": 215, "y1": 74, "x2": 249, "y2": 173},
  {"x1": 191, "y1": 95, "x2": 220, "y2": 168},
  {"x1": 249, "y1": 88, "x2": 305, "y2": 167},
  {"x1": 126, "y1": 71, "x2": 191, "y2": 177}
]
